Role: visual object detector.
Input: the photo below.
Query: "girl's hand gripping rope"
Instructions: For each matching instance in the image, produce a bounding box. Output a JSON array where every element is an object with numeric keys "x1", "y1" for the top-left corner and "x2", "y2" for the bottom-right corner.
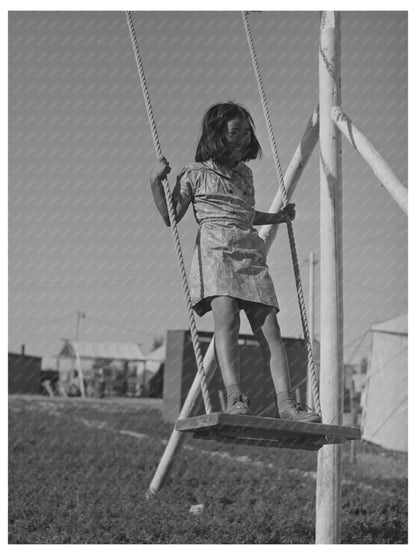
[
  {"x1": 149, "y1": 156, "x2": 190, "y2": 226},
  {"x1": 149, "y1": 156, "x2": 173, "y2": 226},
  {"x1": 151, "y1": 156, "x2": 171, "y2": 182},
  {"x1": 280, "y1": 202, "x2": 296, "y2": 223}
]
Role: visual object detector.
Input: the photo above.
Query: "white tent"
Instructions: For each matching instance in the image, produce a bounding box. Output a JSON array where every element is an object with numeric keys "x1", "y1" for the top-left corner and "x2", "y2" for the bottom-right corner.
[
  {"x1": 57, "y1": 339, "x2": 148, "y2": 397},
  {"x1": 361, "y1": 314, "x2": 408, "y2": 452},
  {"x1": 59, "y1": 340, "x2": 146, "y2": 361}
]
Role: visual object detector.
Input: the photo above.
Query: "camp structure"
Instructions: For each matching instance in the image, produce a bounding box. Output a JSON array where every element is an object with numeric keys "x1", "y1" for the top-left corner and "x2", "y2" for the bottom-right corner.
[
  {"x1": 8, "y1": 347, "x2": 42, "y2": 395},
  {"x1": 57, "y1": 339, "x2": 151, "y2": 397},
  {"x1": 361, "y1": 314, "x2": 408, "y2": 452}
]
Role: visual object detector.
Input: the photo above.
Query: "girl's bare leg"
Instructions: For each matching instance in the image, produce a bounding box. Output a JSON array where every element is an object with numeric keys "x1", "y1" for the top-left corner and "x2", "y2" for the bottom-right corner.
[
  {"x1": 243, "y1": 301, "x2": 291, "y2": 399},
  {"x1": 211, "y1": 296, "x2": 241, "y2": 391},
  {"x1": 243, "y1": 300, "x2": 321, "y2": 421},
  {"x1": 211, "y1": 296, "x2": 250, "y2": 414}
]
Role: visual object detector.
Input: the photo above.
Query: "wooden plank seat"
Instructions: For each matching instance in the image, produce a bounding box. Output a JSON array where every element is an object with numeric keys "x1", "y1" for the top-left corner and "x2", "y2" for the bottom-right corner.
[{"x1": 176, "y1": 413, "x2": 361, "y2": 451}]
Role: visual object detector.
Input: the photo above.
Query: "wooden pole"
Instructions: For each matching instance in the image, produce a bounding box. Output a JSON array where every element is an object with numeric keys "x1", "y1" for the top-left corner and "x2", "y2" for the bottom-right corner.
[
  {"x1": 146, "y1": 110, "x2": 319, "y2": 496},
  {"x1": 75, "y1": 310, "x2": 85, "y2": 341},
  {"x1": 307, "y1": 251, "x2": 317, "y2": 408},
  {"x1": 349, "y1": 380, "x2": 358, "y2": 464},
  {"x1": 73, "y1": 342, "x2": 86, "y2": 398},
  {"x1": 56, "y1": 354, "x2": 67, "y2": 397},
  {"x1": 331, "y1": 106, "x2": 408, "y2": 215},
  {"x1": 147, "y1": 339, "x2": 217, "y2": 497},
  {"x1": 316, "y1": 11, "x2": 343, "y2": 544},
  {"x1": 259, "y1": 106, "x2": 319, "y2": 251},
  {"x1": 218, "y1": 389, "x2": 226, "y2": 411}
]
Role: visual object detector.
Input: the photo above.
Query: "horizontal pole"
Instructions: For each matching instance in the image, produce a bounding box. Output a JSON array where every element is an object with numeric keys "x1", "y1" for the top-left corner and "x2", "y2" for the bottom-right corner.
[{"x1": 331, "y1": 106, "x2": 408, "y2": 215}]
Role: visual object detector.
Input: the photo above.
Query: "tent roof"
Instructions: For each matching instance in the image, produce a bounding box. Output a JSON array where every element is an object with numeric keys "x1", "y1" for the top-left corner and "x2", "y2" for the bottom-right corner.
[
  {"x1": 60, "y1": 340, "x2": 146, "y2": 360},
  {"x1": 371, "y1": 314, "x2": 407, "y2": 335}
]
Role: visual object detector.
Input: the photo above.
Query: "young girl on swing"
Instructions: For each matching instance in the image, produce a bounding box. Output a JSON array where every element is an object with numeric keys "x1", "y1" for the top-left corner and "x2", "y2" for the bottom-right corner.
[{"x1": 150, "y1": 101, "x2": 320, "y2": 423}]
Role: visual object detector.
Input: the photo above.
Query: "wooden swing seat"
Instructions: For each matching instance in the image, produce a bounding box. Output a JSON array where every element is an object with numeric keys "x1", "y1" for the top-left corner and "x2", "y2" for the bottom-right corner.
[{"x1": 176, "y1": 413, "x2": 361, "y2": 451}]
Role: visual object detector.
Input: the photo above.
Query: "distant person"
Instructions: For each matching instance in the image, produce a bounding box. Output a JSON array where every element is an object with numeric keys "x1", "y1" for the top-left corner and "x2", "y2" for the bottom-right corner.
[
  {"x1": 96, "y1": 368, "x2": 105, "y2": 398},
  {"x1": 40, "y1": 376, "x2": 55, "y2": 397},
  {"x1": 112, "y1": 368, "x2": 128, "y2": 397},
  {"x1": 150, "y1": 101, "x2": 320, "y2": 422}
]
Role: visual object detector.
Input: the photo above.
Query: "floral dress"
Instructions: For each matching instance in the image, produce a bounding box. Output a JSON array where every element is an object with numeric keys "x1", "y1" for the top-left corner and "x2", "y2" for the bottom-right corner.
[{"x1": 173, "y1": 159, "x2": 279, "y2": 316}]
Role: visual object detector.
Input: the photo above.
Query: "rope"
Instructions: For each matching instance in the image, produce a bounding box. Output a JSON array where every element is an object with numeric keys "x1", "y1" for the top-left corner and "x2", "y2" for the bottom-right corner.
[
  {"x1": 125, "y1": 11, "x2": 213, "y2": 415},
  {"x1": 242, "y1": 11, "x2": 322, "y2": 417}
]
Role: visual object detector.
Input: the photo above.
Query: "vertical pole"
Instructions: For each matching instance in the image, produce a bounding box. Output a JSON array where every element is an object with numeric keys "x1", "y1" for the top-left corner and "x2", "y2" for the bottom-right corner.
[
  {"x1": 73, "y1": 342, "x2": 86, "y2": 398},
  {"x1": 307, "y1": 251, "x2": 316, "y2": 408},
  {"x1": 56, "y1": 354, "x2": 67, "y2": 397},
  {"x1": 316, "y1": 11, "x2": 344, "y2": 544},
  {"x1": 218, "y1": 389, "x2": 226, "y2": 412},
  {"x1": 75, "y1": 310, "x2": 85, "y2": 341},
  {"x1": 349, "y1": 380, "x2": 358, "y2": 464},
  {"x1": 75, "y1": 311, "x2": 80, "y2": 341}
]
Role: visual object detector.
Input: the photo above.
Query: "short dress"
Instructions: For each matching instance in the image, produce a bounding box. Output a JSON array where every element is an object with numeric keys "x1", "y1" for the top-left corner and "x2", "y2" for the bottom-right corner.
[{"x1": 173, "y1": 159, "x2": 279, "y2": 316}]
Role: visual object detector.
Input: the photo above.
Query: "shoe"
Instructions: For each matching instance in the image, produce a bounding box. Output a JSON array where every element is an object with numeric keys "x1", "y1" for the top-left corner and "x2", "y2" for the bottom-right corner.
[
  {"x1": 225, "y1": 393, "x2": 251, "y2": 416},
  {"x1": 278, "y1": 400, "x2": 321, "y2": 423}
]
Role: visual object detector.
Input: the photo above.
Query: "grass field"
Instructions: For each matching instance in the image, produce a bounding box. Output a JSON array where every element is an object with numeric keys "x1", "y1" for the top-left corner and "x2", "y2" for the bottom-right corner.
[{"x1": 8, "y1": 395, "x2": 407, "y2": 544}]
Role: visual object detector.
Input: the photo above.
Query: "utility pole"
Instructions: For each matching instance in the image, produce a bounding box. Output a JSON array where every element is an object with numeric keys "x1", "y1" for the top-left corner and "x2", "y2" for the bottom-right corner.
[
  {"x1": 307, "y1": 252, "x2": 318, "y2": 408},
  {"x1": 74, "y1": 310, "x2": 86, "y2": 397},
  {"x1": 75, "y1": 310, "x2": 86, "y2": 341},
  {"x1": 73, "y1": 310, "x2": 86, "y2": 397}
]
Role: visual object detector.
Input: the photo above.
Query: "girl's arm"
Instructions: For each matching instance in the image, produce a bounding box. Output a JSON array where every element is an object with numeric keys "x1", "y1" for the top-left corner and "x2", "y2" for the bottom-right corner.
[
  {"x1": 253, "y1": 203, "x2": 296, "y2": 226},
  {"x1": 150, "y1": 157, "x2": 190, "y2": 226}
]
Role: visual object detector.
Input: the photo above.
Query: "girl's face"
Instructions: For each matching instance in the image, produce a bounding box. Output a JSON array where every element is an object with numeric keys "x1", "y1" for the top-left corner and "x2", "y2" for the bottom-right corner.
[{"x1": 223, "y1": 117, "x2": 251, "y2": 164}]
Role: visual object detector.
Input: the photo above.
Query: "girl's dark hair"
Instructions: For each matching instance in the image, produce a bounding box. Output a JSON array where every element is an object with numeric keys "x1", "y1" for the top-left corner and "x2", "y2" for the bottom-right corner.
[{"x1": 195, "y1": 102, "x2": 262, "y2": 163}]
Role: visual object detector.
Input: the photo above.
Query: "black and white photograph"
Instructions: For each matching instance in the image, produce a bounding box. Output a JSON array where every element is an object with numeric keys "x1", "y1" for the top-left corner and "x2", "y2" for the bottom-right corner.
[{"x1": 8, "y1": 5, "x2": 409, "y2": 545}]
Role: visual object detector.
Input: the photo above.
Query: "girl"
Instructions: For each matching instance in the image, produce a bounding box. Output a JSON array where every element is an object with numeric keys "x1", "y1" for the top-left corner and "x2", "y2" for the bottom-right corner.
[{"x1": 150, "y1": 102, "x2": 320, "y2": 423}]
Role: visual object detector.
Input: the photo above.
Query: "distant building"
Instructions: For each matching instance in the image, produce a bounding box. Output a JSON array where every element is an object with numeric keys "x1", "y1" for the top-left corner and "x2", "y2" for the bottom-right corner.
[
  {"x1": 8, "y1": 347, "x2": 41, "y2": 394},
  {"x1": 56, "y1": 339, "x2": 157, "y2": 397},
  {"x1": 343, "y1": 363, "x2": 357, "y2": 412},
  {"x1": 146, "y1": 342, "x2": 166, "y2": 398},
  {"x1": 361, "y1": 314, "x2": 407, "y2": 452},
  {"x1": 162, "y1": 329, "x2": 320, "y2": 423}
]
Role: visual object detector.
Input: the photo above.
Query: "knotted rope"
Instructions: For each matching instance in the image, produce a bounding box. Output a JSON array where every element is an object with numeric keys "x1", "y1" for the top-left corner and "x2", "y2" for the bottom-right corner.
[
  {"x1": 242, "y1": 11, "x2": 322, "y2": 417},
  {"x1": 125, "y1": 11, "x2": 212, "y2": 415}
]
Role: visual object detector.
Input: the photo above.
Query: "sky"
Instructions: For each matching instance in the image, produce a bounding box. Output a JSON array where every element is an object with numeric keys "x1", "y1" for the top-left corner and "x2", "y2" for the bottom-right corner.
[{"x1": 8, "y1": 10, "x2": 408, "y2": 362}]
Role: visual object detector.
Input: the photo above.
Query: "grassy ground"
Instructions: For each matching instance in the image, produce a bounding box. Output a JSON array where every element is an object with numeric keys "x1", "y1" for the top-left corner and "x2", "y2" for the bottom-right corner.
[{"x1": 8, "y1": 395, "x2": 407, "y2": 544}]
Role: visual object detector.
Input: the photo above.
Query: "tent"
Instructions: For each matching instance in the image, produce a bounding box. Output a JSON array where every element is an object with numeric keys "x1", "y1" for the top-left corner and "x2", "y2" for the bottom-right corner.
[
  {"x1": 361, "y1": 314, "x2": 408, "y2": 452},
  {"x1": 59, "y1": 340, "x2": 146, "y2": 361},
  {"x1": 57, "y1": 339, "x2": 148, "y2": 397}
]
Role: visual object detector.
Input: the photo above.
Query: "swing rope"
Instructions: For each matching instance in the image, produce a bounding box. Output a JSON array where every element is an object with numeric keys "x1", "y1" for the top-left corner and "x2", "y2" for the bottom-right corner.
[
  {"x1": 242, "y1": 11, "x2": 322, "y2": 418},
  {"x1": 125, "y1": 11, "x2": 213, "y2": 415}
]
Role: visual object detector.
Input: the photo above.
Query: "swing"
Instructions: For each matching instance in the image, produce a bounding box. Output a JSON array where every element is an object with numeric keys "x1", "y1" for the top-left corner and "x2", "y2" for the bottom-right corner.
[
  {"x1": 176, "y1": 413, "x2": 361, "y2": 451},
  {"x1": 126, "y1": 11, "x2": 361, "y2": 451}
]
